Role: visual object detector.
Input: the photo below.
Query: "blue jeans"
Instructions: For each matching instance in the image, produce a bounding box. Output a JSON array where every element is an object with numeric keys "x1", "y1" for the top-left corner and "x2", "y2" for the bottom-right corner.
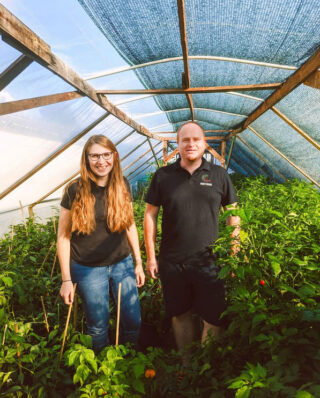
[{"x1": 71, "y1": 255, "x2": 141, "y2": 353}]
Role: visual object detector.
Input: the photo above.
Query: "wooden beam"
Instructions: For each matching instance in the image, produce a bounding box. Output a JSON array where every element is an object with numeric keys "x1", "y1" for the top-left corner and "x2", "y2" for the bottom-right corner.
[
  {"x1": 164, "y1": 136, "x2": 225, "y2": 141},
  {"x1": 205, "y1": 144, "x2": 225, "y2": 164},
  {"x1": 228, "y1": 47, "x2": 320, "y2": 138},
  {"x1": 0, "y1": 112, "x2": 110, "y2": 200},
  {"x1": 226, "y1": 137, "x2": 236, "y2": 170},
  {"x1": 237, "y1": 136, "x2": 287, "y2": 182},
  {"x1": 303, "y1": 69, "x2": 320, "y2": 89},
  {"x1": 164, "y1": 148, "x2": 179, "y2": 163},
  {"x1": 177, "y1": 0, "x2": 194, "y2": 121},
  {"x1": 97, "y1": 83, "x2": 282, "y2": 95},
  {"x1": 0, "y1": 3, "x2": 162, "y2": 142},
  {"x1": 147, "y1": 138, "x2": 161, "y2": 168},
  {"x1": 163, "y1": 141, "x2": 168, "y2": 166},
  {"x1": 0, "y1": 91, "x2": 83, "y2": 115},
  {"x1": 0, "y1": 54, "x2": 33, "y2": 91},
  {"x1": 28, "y1": 170, "x2": 80, "y2": 212},
  {"x1": 271, "y1": 107, "x2": 320, "y2": 151},
  {"x1": 248, "y1": 126, "x2": 320, "y2": 188},
  {"x1": 221, "y1": 141, "x2": 226, "y2": 168}
]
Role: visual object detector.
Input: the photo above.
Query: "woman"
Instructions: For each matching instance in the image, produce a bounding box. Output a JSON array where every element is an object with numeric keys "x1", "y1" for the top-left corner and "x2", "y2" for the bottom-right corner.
[{"x1": 57, "y1": 134, "x2": 145, "y2": 353}]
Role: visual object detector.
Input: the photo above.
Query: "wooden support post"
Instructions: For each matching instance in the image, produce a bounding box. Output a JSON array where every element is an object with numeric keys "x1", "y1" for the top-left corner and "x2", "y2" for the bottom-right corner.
[
  {"x1": 147, "y1": 138, "x2": 161, "y2": 168},
  {"x1": 205, "y1": 144, "x2": 225, "y2": 165},
  {"x1": 226, "y1": 137, "x2": 236, "y2": 170},
  {"x1": 164, "y1": 148, "x2": 179, "y2": 163},
  {"x1": 221, "y1": 141, "x2": 226, "y2": 168},
  {"x1": 163, "y1": 141, "x2": 168, "y2": 166}
]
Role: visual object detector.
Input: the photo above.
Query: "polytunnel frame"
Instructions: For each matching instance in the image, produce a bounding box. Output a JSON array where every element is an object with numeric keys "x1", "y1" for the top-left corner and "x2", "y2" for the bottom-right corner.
[{"x1": 0, "y1": 0, "x2": 320, "y2": 216}]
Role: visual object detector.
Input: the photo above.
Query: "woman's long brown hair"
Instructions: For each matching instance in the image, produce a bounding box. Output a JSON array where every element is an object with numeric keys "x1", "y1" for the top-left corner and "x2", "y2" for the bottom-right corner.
[{"x1": 67, "y1": 135, "x2": 133, "y2": 234}]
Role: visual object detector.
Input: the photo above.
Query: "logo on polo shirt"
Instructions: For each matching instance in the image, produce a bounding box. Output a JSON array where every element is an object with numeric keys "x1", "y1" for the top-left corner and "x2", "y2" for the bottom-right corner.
[{"x1": 200, "y1": 174, "x2": 212, "y2": 186}]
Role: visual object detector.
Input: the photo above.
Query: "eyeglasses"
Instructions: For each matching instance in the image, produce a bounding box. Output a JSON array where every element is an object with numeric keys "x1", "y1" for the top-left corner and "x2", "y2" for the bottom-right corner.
[{"x1": 88, "y1": 152, "x2": 113, "y2": 161}]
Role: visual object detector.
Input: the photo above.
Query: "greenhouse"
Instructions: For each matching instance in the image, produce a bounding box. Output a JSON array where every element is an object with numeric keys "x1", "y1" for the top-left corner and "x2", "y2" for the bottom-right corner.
[{"x1": 0, "y1": 0, "x2": 320, "y2": 396}]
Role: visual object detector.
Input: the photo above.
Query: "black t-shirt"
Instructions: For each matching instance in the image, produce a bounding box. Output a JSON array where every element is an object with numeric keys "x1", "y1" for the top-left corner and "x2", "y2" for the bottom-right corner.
[
  {"x1": 60, "y1": 179, "x2": 131, "y2": 267},
  {"x1": 145, "y1": 158, "x2": 238, "y2": 263}
]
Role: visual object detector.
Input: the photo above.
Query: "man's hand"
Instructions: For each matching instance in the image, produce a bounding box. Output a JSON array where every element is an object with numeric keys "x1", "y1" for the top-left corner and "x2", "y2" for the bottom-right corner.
[
  {"x1": 135, "y1": 264, "x2": 145, "y2": 288},
  {"x1": 146, "y1": 259, "x2": 159, "y2": 279},
  {"x1": 60, "y1": 281, "x2": 75, "y2": 305}
]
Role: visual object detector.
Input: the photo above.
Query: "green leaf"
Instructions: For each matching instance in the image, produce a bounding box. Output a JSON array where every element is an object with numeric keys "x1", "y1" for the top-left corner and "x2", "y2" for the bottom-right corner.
[
  {"x1": 298, "y1": 285, "x2": 315, "y2": 297},
  {"x1": 132, "y1": 379, "x2": 145, "y2": 394},
  {"x1": 296, "y1": 391, "x2": 315, "y2": 398},
  {"x1": 235, "y1": 386, "x2": 251, "y2": 398},
  {"x1": 271, "y1": 261, "x2": 281, "y2": 277},
  {"x1": 2, "y1": 277, "x2": 12, "y2": 287},
  {"x1": 228, "y1": 380, "x2": 244, "y2": 389},
  {"x1": 30, "y1": 256, "x2": 37, "y2": 263},
  {"x1": 199, "y1": 362, "x2": 211, "y2": 375},
  {"x1": 252, "y1": 314, "x2": 267, "y2": 327},
  {"x1": 133, "y1": 363, "x2": 145, "y2": 378}
]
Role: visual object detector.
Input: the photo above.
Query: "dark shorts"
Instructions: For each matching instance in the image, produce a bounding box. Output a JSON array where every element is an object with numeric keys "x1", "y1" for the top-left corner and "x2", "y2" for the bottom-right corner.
[{"x1": 158, "y1": 251, "x2": 226, "y2": 326}]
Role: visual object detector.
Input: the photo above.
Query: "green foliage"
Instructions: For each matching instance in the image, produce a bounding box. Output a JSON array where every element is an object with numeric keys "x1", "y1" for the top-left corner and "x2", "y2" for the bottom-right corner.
[{"x1": 0, "y1": 177, "x2": 319, "y2": 396}]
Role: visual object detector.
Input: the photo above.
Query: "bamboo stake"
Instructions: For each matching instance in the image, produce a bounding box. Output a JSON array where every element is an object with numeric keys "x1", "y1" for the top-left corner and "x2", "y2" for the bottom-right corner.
[
  {"x1": 50, "y1": 251, "x2": 57, "y2": 278},
  {"x1": 73, "y1": 294, "x2": 78, "y2": 330},
  {"x1": 60, "y1": 283, "x2": 77, "y2": 362},
  {"x1": 2, "y1": 324, "x2": 7, "y2": 345},
  {"x1": 40, "y1": 296, "x2": 50, "y2": 333},
  {"x1": 14, "y1": 323, "x2": 20, "y2": 357},
  {"x1": 115, "y1": 283, "x2": 122, "y2": 347},
  {"x1": 19, "y1": 201, "x2": 28, "y2": 235}
]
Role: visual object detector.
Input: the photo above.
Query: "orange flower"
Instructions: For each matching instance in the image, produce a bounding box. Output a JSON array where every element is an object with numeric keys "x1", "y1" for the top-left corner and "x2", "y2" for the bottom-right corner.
[{"x1": 145, "y1": 369, "x2": 156, "y2": 378}]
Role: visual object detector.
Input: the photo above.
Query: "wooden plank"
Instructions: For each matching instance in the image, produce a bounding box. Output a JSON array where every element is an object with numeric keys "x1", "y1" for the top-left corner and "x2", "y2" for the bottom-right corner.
[
  {"x1": 147, "y1": 138, "x2": 160, "y2": 168},
  {"x1": 248, "y1": 126, "x2": 320, "y2": 188},
  {"x1": 163, "y1": 141, "x2": 168, "y2": 166},
  {"x1": 0, "y1": 112, "x2": 110, "y2": 200},
  {"x1": 0, "y1": 3, "x2": 162, "y2": 143},
  {"x1": 97, "y1": 83, "x2": 282, "y2": 95},
  {"x1": 205, "y1": 144, "x2": 225, "y2": 164},
  {"x1": 157, "y1": 129, "x2": 231, "y2": 134},
  {"x1": 164, "y1": 148, "x2": 179, "y2": 163},
  {"x1": 0, "y1": 91, "x2": 82, "y2": 115},
  {"x1": 0, "y1": 54, "x2": 33, "y2": 91},
  {"x1": 303, "y1": 69, "x2": 320, "y2": 89},
  {"x1": 221, "y1": 141, "x2": 226, "y2": 168},
  {"x1": 272, "y1": 107, "x2": 320, "y2": 151},
  {"x1": 237, "y1": 136, "x2": 287, "y2": 182},
  {"x1": 228, "y1": 47, "x2": 320, "y2": 138},
  {"x1": 226, "y1": 136, "x2": 236, "y2": 170}
]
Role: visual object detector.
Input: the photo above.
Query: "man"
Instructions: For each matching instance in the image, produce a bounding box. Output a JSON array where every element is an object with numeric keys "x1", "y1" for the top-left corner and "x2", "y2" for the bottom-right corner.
[{"x1": 144, "y1": 121, "x2": 240, "y2": 366}]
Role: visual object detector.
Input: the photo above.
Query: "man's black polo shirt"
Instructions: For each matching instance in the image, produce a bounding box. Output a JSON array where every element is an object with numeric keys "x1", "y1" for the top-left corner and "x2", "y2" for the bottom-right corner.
[{"x1": 145, "y1": 158, "x2": 238, "y2": 263}]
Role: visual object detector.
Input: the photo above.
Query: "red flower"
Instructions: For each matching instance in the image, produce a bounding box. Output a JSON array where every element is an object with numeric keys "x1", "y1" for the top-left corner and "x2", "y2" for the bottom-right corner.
[{"x1": 260, "y1": 280, "x2": 265, "y2": 286}]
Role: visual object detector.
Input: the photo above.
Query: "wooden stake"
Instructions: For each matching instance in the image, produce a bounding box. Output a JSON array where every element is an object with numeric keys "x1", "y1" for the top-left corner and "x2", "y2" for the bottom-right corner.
[
  {"x1": 40, "y1": 296, "x2": 50, "y2": 333},
  {"x1": 50, "y1": 251, "x2": 58, "y2": 278},
  {"x1": 60, "y1": 283, "x2": 77, "y2": 362},
  {"x1": 14, "y1": 323, "x2": 20, "y2": 357},
  {"x1": 115, "y1": 283, "x2": 122, "y2": 347},
  {"x1": 73, "y1": 293, "x2": 78, "y2": 330},
  {"x1": 19, "y1": 200, "x2": 28, "y2": 235},
  {"x1": 2, "y1": 324, "x2": 7, "y2": 345}
]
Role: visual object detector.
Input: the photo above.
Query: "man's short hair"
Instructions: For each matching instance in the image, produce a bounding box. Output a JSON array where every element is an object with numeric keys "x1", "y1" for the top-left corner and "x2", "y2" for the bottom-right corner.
[{"x1": 177, "y1": 121, "x2": 205, "y2": 141}]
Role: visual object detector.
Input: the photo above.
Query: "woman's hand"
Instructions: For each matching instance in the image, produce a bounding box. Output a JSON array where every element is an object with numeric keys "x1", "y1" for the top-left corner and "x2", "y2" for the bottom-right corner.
[
  {"x1": 135, "y1": 264, "x2": 145, "y2": 288},
  {"x1": 60, "y1": 281, "x2": 75, "y2": 305}
]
